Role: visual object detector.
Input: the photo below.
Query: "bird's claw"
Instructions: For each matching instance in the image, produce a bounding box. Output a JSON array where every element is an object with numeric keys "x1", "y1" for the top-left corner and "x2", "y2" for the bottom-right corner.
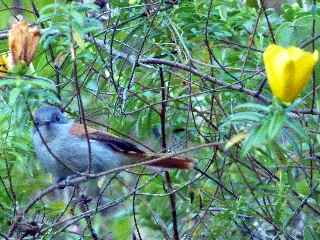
[{"x1": 56, "y1": 175, "x2": 78, "y2": 189}]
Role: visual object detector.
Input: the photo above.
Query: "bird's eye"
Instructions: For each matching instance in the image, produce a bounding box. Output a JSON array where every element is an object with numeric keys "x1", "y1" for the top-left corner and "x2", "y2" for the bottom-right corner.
[
  {"x1": 55, "y1": 115, "x2": 61, "y2": 122},
  {"x1": 35, "y1": 120, "x2": 40, "y2": 126}
]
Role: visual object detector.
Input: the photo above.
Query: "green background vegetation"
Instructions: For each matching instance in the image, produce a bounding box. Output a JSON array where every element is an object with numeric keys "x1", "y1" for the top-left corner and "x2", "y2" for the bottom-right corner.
[{"x1": 0, "y1": 0, "x2": 320, "y2": 239}]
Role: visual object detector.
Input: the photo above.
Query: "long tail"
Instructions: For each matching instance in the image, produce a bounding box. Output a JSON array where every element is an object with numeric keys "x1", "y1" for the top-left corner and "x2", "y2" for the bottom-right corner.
[{"x1": 141, "y1": 153, "x2": 194, "y2": 169}]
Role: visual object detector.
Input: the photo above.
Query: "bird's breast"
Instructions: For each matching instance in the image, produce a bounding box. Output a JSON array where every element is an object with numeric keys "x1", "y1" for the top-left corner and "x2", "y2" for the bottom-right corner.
[{"x1": 32, "y1": 124, "x2": 128, "y2": 178}]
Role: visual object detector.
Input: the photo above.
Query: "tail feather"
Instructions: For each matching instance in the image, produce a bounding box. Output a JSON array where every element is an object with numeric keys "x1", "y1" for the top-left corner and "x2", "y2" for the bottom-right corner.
[{"x1": 144, "y1": 154, "x2": 194, "y2": 169}]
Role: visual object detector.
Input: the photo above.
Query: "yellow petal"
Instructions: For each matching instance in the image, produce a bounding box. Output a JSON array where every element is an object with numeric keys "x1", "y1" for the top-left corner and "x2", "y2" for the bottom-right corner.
[
  {"x1": 263, "y1": 44, "x2": 319, "y2": 104},
  {"x1": 264, "y1": 45, "x2": 294, "y2": 102},
  {"x1": 0, "y1": 54, "x2": 8, "y2": 77},
  {"x1": 288, "y1": 47, "x2": 318, "y2": 101}
]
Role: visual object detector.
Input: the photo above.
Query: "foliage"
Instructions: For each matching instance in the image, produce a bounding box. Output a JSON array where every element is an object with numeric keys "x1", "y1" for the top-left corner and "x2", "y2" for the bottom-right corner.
[{"x1": 0, "y1": 0, "x2": 320, "y2": 239}]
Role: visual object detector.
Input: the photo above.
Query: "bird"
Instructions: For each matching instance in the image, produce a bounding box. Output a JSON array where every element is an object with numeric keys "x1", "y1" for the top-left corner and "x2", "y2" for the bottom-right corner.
[{"x1": 32, "y1": 106, "x2": 193, "y2": 183}]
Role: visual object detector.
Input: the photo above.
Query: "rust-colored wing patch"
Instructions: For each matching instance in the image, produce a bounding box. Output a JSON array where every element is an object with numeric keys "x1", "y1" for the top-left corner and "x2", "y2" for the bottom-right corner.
[
  {"x1": 69, "y1": 122, "x2": 98, "y2": 136},
  {"x1": 69, "y1": 123, "x2": 144, "y2": 153}
]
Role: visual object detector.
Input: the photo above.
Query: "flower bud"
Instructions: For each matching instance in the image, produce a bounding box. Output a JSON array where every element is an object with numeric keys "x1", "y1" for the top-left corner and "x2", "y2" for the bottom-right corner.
[
  {"x1": 8, "y1": 20, "x2": 40, "y2": 67},
  {"x1": 263, "y1": 44, "x2": 318, "y2": 104}
]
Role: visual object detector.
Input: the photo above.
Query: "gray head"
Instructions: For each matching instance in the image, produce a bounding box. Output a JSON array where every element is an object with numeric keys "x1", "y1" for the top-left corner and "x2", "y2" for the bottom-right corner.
[{"x1": 34, "y1": 106, "x2": 69, "y2": 127}]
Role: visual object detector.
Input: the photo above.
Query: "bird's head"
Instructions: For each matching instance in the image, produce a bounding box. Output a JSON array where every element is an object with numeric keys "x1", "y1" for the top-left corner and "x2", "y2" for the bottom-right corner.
[{"x1": 34, "y1": 106, "x2": 68, "y2": 128}]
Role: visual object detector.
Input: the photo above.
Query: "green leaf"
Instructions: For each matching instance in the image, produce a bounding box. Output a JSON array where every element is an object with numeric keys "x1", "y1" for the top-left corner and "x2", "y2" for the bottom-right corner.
[
  {"x1": 221, "y1": 112, "x2": 264, "y2": 128},
  {"x1": 233, "y1": 103, "x2": 270, "y2": 113},
  {"x1": 9, "y1": 88, "x2": 21, "y2": 106},
  {"x1": 286, "y1": 120, "x2": 307, "y2": 141},
  {"x1": 241, "y1": 125, "x2": 264, "y2": 156},
  {"x1": 267, "y1": 110, "x2": 286, "y2": 139},
  {"x1": 296, "y1": 179, "x2": 309, "y2": 196},
  {"x1": 110, "y1": 215, "x2": 131, "y2": 239}
]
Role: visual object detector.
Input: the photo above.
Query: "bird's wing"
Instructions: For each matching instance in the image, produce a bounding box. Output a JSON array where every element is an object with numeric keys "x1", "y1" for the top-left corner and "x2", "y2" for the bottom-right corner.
[
  {"x1": 69, "y1": 122, "x2": 144, "y2": 154},
  {"x1": 69, "y1": 123, "x2": 193, "y2": 169}
]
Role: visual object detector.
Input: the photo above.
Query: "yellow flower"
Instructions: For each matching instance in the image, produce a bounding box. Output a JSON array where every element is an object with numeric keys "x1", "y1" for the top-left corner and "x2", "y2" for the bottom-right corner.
[
  {"x1": 263, "y1": 44, "x2": 318, "y2": 104},
  {"x1": 8, "y1": 20, "x2": 40, "y2": 67},
  {"x1": 0, "y1": 54, "x2": 8, "y2": 77}
]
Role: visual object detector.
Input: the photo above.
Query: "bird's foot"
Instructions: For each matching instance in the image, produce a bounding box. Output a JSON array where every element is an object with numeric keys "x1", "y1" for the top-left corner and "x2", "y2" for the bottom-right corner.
[{"x1": 56, "y1": 175, "x2": 78, "y2": 189}]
